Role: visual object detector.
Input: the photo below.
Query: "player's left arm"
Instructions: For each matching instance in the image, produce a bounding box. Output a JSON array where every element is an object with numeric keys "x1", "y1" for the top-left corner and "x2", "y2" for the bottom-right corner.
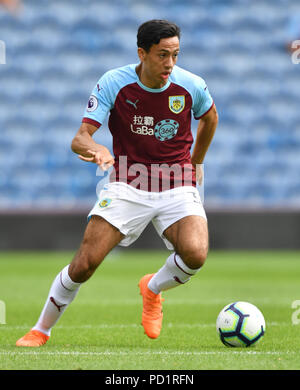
[
  {"x1": 191, "y1": 103, "x2": 218, "y2": 166},
  {"x1": 191, "y1": 104, "x2": 218, "y2": 184}
]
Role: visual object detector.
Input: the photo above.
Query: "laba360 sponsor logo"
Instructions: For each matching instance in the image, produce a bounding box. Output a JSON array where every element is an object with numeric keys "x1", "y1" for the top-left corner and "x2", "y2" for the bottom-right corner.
[
  {"x1": 130, "y1": 124, "x2": 154, "y2": 136},
  {"x1": 130, "y1": 115, "x2": 179, "y2": 141},
  {"x1": 130, "y1": 115, "x2": 155, "y2": 136}
]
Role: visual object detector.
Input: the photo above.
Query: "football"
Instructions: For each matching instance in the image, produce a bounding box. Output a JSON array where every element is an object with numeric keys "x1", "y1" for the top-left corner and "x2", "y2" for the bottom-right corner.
[{"x1": 216, "y1": 301, "x2": 266, "y2": 347}]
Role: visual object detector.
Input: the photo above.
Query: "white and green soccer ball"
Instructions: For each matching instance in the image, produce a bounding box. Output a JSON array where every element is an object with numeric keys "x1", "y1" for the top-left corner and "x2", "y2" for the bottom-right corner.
[{"x1": 216, "y1": 301, "x2": 266, "y2": 347}]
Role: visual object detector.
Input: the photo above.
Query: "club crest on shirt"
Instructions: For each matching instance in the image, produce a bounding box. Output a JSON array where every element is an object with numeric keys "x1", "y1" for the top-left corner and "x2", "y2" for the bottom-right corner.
[
  {"x1": 169, "y1": 95, "x2": 185, "y2": 114},
  {"x1": 99, "y1": 198, "x2": 112, "y2": 208}
]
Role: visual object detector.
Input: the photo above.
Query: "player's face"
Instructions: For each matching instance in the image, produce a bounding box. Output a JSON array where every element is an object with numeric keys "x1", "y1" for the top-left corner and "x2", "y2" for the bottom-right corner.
[{"x1": 138, "y1": 36, "x2": 180, "y2": 89}]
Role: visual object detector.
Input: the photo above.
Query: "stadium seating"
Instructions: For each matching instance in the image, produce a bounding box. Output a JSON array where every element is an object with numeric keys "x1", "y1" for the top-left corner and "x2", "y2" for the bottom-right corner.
[{"x1": 0, "y1": 0, "x2": 299, "y2": 210}]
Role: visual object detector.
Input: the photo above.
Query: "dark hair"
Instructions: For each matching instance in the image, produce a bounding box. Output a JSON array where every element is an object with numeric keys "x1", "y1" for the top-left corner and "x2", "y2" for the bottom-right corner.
[{"x1": 137, "y1": 19, "x2": 181, "y2": 52}]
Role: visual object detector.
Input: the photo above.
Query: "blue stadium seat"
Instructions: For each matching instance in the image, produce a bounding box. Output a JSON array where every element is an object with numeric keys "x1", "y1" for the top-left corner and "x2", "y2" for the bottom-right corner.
[
  {"x1": 0, "y1": 0, "x2": 299, "y2": 209},
  {"x1": 0, "y1": 66, "x2": 34, "y2": 98}
]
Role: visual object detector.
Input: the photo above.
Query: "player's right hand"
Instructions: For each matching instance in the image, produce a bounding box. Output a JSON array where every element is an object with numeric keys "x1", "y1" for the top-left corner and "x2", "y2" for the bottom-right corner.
[{"x1": 78, "y1": 148, "x2": 115, "y2": 171}]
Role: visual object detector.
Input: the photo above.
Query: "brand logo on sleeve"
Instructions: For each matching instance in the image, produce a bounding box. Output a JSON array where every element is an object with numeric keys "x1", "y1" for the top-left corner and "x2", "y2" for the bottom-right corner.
[
  {"x1": 86, "y1": 95, "x2": 98, "y2": 112},
  {"x1": 169, "y1": 96, "x2": 185, "y2": 114}
]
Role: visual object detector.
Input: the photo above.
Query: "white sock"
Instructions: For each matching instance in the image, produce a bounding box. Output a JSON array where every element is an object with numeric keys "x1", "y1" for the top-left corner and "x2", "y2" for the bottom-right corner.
[
  {"x1": 147, "y1": 252, "x2": 201, "y2": 295},
  {"x1": 32, "y1": 265, "x2": 81, "y2": 336}
]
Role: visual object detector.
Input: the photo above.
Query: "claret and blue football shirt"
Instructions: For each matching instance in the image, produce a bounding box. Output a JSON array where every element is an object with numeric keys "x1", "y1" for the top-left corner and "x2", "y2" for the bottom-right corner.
[{"x1": 82, "y1": 63, "x2": 214, "y2": 191}]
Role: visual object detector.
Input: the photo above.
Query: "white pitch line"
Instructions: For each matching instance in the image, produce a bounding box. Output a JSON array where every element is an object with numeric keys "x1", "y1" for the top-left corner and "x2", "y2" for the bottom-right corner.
[
  {"x1": 76, "y1": 299, "x2": 293, "y2": 305},
  {"x1": 0, "y1": 322, "x2": 287, "y2": 330},
  {"x1": 0, "y1": 351, "x2": 294, "y2": 357}
]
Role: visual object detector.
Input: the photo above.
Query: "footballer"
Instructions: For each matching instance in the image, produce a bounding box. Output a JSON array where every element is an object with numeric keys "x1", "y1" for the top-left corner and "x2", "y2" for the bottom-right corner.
[{"x1": 16, "y1": 19, "x2": 218, "y2": 346}]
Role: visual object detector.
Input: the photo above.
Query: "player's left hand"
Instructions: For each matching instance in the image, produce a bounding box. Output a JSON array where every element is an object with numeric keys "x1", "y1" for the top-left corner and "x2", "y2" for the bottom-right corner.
[{"x1": 195, "y1": 164, "x2": 204, "y2": 186}]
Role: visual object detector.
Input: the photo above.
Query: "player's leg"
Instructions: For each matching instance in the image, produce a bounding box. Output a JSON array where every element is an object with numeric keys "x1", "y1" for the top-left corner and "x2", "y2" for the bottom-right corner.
[
  {"x1": 140, "y1": 209, "x2": 208, "y2": 339},
  {"x1": 148, "y1": 215, "x2": 208, "y2": 294},
  {"x1": 68, "y1": 215, "x2": 125, "y2": 283},
  {"x1": 16, "y1": 216, "x2": 124, "y2": 347},
  {"x1": 165, "y1": 214, "x2": 208, "y2": 268}
]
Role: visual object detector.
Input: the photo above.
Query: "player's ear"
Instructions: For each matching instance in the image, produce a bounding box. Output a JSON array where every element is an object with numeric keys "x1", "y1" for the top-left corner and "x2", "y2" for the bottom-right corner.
[{"x1": 137, "y1": 47, "x2": 146, "y2": 62}]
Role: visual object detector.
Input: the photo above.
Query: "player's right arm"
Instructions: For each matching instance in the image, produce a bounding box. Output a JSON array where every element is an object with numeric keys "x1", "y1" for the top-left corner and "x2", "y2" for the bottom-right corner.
[
  {"x1": 71, "y1": 122, "x2": 115, "y2": 170},
  {"x1": 72, "y1": 71, "x2": 115, "y2": 170}
]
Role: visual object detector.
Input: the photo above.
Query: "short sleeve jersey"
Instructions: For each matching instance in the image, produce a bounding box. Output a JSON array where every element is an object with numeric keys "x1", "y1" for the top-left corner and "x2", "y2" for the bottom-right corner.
[{"x1": 82, "y1": 63, "x2": 214, "y2": 191}]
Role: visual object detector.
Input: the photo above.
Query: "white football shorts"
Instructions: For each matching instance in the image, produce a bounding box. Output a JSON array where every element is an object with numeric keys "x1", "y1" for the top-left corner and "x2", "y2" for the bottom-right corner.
[{"x1": 88, "y1": 182, "x2": 207, "y2": 250}]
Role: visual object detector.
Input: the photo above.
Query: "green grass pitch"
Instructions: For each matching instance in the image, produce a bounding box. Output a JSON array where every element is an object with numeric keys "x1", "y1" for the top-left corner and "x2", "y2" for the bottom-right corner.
[{"x1": 0, "y1": 250, "x2": 299, "y2": 370}]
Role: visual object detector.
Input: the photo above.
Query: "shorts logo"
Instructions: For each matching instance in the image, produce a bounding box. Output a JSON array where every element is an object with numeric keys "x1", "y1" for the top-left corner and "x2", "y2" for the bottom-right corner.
[
  {"x1": 169, "y1": 96, "x2": 185, "y2": 114},
  {"x1": 99, "y1": 198, "x2": 112, "y2": 208},
  {"x1": 86, "y1": 95, "x2": 98, "y2": 112},
  {"x1": 154, "y1": 119, "x2": 179, "y2": 141}
]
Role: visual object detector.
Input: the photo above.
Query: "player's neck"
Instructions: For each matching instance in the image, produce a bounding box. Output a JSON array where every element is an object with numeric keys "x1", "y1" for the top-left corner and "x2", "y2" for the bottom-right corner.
[{"x1": 135, "y1": 63, "x2": 166, "y2": 90}]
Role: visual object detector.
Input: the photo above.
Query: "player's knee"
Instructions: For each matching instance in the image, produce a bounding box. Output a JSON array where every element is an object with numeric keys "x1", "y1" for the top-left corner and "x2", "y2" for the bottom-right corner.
[
  {"x1": 81, "y1": 255, "x2": 98, "y2": 278},
  {"x1": 181, "y1": 244, "x2": 208, "y2": 269},
  {"x1": 69, "y1": 251, "x2": 100, "y2": 282},
  {"x1": 192, "y1": 248, "x2": 207, "y2": 269}
]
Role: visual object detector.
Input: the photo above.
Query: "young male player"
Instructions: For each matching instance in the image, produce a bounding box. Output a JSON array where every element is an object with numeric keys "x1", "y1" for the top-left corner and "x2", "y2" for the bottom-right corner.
[{"x1": 16, "y1": 19, "x2": 218, "y2": 346}]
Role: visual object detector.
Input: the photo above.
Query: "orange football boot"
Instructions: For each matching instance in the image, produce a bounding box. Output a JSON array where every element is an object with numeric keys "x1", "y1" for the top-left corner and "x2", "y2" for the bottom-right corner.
[
  {"x1": 16, "y1": 330, "x2": 49, "y2": 347},
  {"x1": 139, "y1": 273, "x2": 164, "y2": 339}
]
